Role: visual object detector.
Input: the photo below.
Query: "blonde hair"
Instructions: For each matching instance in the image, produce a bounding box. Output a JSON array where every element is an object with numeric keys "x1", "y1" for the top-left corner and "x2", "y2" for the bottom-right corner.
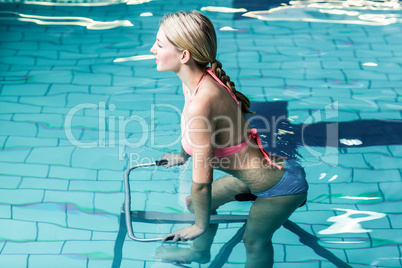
[{"x1": 161, "y1": 11, "x2": 254, "y2": 114}]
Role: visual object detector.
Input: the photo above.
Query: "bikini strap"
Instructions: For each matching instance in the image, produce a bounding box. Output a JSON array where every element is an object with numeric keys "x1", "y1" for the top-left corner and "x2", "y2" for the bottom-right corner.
[
  {"x1": 206, "y1": 68, "x2": 239, "y2": 105},
  {"x1": 188, "y1": 72, "x2": 208, "y2": 103},
  {"x1": 250, "y1": 128, "x2": 285, "y2": 170}
]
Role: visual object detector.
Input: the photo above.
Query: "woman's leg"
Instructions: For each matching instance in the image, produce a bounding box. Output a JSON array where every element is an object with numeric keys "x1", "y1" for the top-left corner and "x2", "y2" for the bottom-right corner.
[
  {"x1": 155, "y1": 174, "x2": 250, "y2": 263},
  {"x1": 242, "y1": 193, "x2": 307, "y2": 267}
]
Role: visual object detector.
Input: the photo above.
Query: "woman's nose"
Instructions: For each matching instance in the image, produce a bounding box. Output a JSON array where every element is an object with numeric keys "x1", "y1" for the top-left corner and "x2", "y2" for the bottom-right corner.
[{"x1": 150, "y1": 44, "x2": 156, "y2": 54}]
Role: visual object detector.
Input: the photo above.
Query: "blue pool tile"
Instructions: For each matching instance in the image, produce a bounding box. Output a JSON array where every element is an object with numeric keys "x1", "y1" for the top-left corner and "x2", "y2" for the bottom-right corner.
[
  {"x1": 0, "y1": 48, "x2": 14, "y2": 58},
  {"x1": 2, "y1": 241, "x2": 64, "y2": 254},
  {"x1": 38, "y1": 222, "x2": 91, "y2": 241},
  {"x1": 20, "y1": 177, "x2": 68, "y2": 190},
  {"x1": 304, "y1": 183, "x2": 331, "y2": 204},
  {"x1": 378, "y1": 101, "x2": 402, "y2": 112},
  {"x1": 379, "y1": 182, "x2": 401, "y2": 202},
  {"x1": 0, "y1": 120, "x2": 37, "y2": 137},
  {"x1": 66, "y1": 92, "x2": 109, "y2": 108},
  {"x1": 0, "y1": 188, "x2": 44, "y2": 205},
  {"x1": 18, "y1": 50, "x2": 58, "y2": 59},
  {"x1": 13, "y1": 113, "x2": 64, "y2": 128},
  {"x1": 282, "y1": 60, "x2": 322, "y2": 70},
  {"x1": 72, "y1": 72, "x2": 112, "y2": 86},
  {"x1": 0, "y1": 148, "x2": 30, "y2": 162},
  {"x1": 0, "y1": 162, "x2": 48, "y2": 178},
  {"x1": 0, "y1": 255, "x2": 28, "y2": 268},
  {"x1": 44, "y1": 190, "x2": 93, "y2": 211},
  {"x1": 311, "y1": 87, "x2": 350, "y2": 98},
  {"x1": 132, "y1": 220, "x2": 174, "y2": 235},
  {"x1": 29, "y1": 255, "x2": 87, "y2": 268},
  {"x1": 13, "y1": 203, "x2": 66, "y2": 227},
  {"x1": 289, "y1": 210, "x2": 335, "y2": 225},
  {"x1": 98, "y1": 169, "x2": 123, "y2": 181},
  {"x1": 370, "y1": 226, "x2": 402, "y2": 246},
  {"x1": 49, "y1": 166, "x2": 97, "y2": 181},
  {"x1": 353, "y1": 169, "x2": 400, "y2": 183},
  {"x1": 261, "y1": 69, "x2": 305, "y2": 80},
  {"x1": 371, "y1": 80, "x2": 402, "y2": 89},
  {"x1": 120, "y1": 259, "x2": 147, "y2": 268},
  {"x1": 305, "y1": 69, "x2": 345, "y2": 80},
  {"x1": 330, "y1": 183, "x2": 381, "y2": 204},
  {"x1": 0, "y1": 135, "x2": 6, "y2": 148},
  {"x1": 337, "y1": 98, "x2": 379, "y2": 112},
  {"x1": 28, "y1": 70, "x2": 72, "y2": 84},
  {"x1": 122, "y1": 242, "x2": 159, "y2": 263},
  {"x1": 130, "y1": 180, "x2": 175, "y2": 193},
  {"x1": 71, "y1": 147, "x2": 125, "y2": 171},
  {"x1": 358, "y1": 201, "x2": 402, "y2": 214},
  {"x1": 276, "y1": 262, "x2": 319, "y2": 268},
  {"x1": 48, "y1": 84, "x2": 89, "y2": 95},
  {"x1": 285, "y1": 244, "x2": 339, "y2": 263},
  {"x1": 93, "y1": 64, "x2": 133, "y2": 76},
  {"x1": 388, "y1": 214, "x2": 402, "y2": 228},
  {"x1": 91, "y1": 85, "x2": 133, "y2": 95},
  {"x1": 41, "y1": 106, "x2": 84, "y2": 116},
  {"x1": 26, "y1": 146, "x2": 75, "y2": 166},
  {"x1": 352, "y1": 89, "x2": 397, "y2": 101},
  {"x1": 356, "y1": 49, "x2": 393, "y2": 58},
  {"x1": 388, "y1": 145, "x2": 402, "y2": 157},
  {"x1": 364, "y1": 153, "x2": 402, "y2": 169},
  {"x1": 1, "y1": 56, "x2": 35, "y2": 66},
  {"x1": 1, "y1": 32, "x2": 23, "y2": 42},
  {"x1": 239, "y1": 76, "x2": 284, "y2": 88},
  {"x1": 67, "y1": 208, "x2": 118, "y2": 232},
  {"x1": 70, "y1": 180, "x2": 121, "y2": 192},
  {"x1": 321, "y1": 153, "x2": 369, "y2": 169},
  {"x1": 36, "y1": 58, "x2": 77, "y2": 66},
  {"x1": 20, "y1": 94, "x2": 67, "y2": 107},
  {"x1": 288, "y1": 96, "x2": 333, "y2": 111},
  {"x1": 304, "y1": 163, "x2": 352, "y2": 184},
  {"x1": 0, "y1": 175, "x2": 20, "y2": 189},
  {"x1": 59, "y1": 51, "x2": 98, "y2": 59},
  {"x1": 346, "y1": 146, "x2": 391, "y2": 156},
  {"x1": 1, "y1": 83, "x2": 48, "y2": 96},
  {"x1": 218, "y1": 200, "x2": 252, "y2": 214},
  {"x1": 272, "y1": 225, "x2": 304, "y2": 245},
  {"x1": 360, "y1": 111, "x2": 401, "y2": 120},
  {"x1": 39, "y1": 42, "x2": 79, "y2": 52},
  {"x1": 346, "y1": 246, "x2": 400, "y2": 267},
  {"x1": 109, "y1": 94, "x2": 154, "y2": 111},
  {"x1": 38, "y1": 126, "x2": 82, "y2": 140},
  {"x1": 344, "y1": 69, "x2": 388, "y2": 81},
  {"x1": 146, "y1": 192, "x2": 184, "y2": 213},
  {"x1": 62, "y1": 241, "x2": 114, "y2": 258},
  {"x1": 321, "y1": 60, "x2": 360, "y2": 69},
  {"x1": 5, "y1": 136, "x2": 58, "y2": 149},
  {"x1": 0, "y1": 204, "x2": 11, "y2": 219},
  {"x1": 91, "y1": 231, "x2": 118, "y2": 241},
  {"x1": 0, "y1": 219, "x2": 37, "y2": 241},
  {"x1": 88, "y1": 259, "x2": 115, "y2": 268}
]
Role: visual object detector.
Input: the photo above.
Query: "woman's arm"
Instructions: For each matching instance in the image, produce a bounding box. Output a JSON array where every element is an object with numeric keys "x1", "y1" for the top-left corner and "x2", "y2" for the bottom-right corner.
[{"x1": 163, "y1": 100, "x2": 214, "y2": 242}]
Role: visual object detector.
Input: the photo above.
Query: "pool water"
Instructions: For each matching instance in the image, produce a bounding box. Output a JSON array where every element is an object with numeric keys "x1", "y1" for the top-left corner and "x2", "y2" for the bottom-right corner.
[{"x1": 0, "y1": 0, "x2": 401, "y2": 267}]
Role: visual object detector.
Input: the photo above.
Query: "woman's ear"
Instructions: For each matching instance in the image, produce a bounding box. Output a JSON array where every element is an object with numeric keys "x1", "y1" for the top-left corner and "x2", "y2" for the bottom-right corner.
[{"x1": 181, "y1": 49, "x2": 191, "y2": 64}]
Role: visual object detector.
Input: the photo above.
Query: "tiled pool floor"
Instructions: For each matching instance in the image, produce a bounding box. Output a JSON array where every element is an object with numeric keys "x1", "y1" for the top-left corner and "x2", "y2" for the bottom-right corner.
[{"x1": 0, "y1": 0, "x2": 401, "y2": 267}]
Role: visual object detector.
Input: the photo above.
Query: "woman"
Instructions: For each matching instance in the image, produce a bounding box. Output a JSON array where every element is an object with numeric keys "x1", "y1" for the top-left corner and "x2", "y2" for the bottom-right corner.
[{"x1": 150, "y1": 11, "x2": 308, "y2": 267}]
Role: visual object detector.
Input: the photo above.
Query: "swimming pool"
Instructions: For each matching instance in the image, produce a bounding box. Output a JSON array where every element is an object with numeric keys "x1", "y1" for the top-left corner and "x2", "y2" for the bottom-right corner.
[{"x1": 0, "y1": 0, "x2": 401, "y2": 267}]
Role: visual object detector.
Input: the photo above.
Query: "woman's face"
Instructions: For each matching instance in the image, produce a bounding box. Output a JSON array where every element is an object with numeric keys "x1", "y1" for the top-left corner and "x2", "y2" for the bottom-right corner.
[{"x1": 150, "y1": 28, "x2": 182, "y2": 72}]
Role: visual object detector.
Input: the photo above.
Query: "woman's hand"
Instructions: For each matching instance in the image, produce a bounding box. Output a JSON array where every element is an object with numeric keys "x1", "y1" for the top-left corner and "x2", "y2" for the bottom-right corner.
[
  {"x1": 162, "y1": 224, "x2": 206, "y2": 242},
  {"x1": 159, "y1": 152, "x2": 188, "y2": 168}
]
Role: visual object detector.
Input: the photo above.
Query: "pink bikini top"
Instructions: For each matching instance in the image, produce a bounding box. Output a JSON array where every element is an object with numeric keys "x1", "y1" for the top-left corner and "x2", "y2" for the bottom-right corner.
[{"x1": 181, "y1": 68, "x2": 283, "y2": 170}]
